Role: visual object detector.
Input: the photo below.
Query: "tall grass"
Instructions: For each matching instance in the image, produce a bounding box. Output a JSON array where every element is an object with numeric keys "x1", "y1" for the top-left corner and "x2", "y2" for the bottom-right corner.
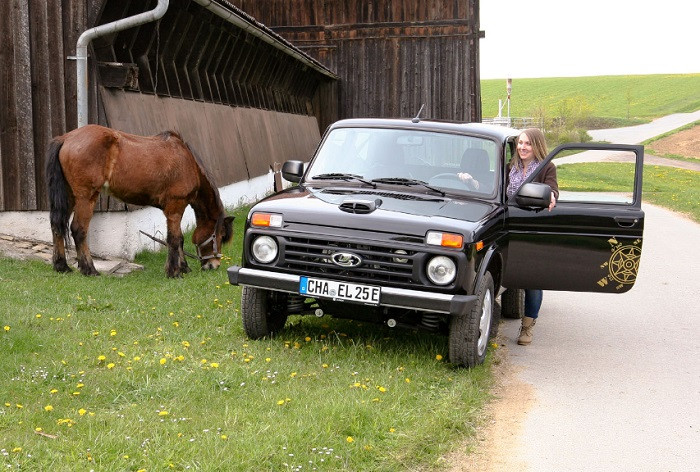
[{"x1": 0, "y1": 206, "x2": 494, "y2": 471}]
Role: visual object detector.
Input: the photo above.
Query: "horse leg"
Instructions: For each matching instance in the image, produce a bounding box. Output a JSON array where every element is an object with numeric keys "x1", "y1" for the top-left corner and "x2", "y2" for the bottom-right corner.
[
  {"x1": 179, "y1": 238, "x2": 191, "y2": 274},
  {"x1": 164, "y1": 204, "x2": 188, "y2": 278},
  {"x1": 51, "y1": 229, "x2": 73, "y2": 272},
  {"x1": 71, "y1": 197, "x2": 100, "y2": 276}
]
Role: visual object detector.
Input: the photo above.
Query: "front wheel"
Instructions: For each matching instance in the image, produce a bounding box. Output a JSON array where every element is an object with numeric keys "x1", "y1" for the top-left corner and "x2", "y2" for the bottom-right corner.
[
  {"x1": 448, "y1": 272, "x2": 495, "y2": 367},
  {"x1": 241, "y1": 286, "x2": 289, "y2": 339}
]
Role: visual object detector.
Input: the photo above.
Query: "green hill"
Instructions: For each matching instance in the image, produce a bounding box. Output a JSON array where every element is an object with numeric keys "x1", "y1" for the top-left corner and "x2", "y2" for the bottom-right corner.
[{"x1": 481, "y1": 73, "x2": 700, "y2": 123}]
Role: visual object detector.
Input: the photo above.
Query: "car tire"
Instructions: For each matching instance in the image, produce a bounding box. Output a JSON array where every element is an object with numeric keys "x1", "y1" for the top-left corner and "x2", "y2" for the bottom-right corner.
[
  {"x1": 448, "y1": 272, "x2": 494, "y2": 367},
  {"x1": 241, "y1": 286, "x2": 289, "y2": 339},
  {"x1": 501, "y1": 288, "x2": 525, "y2": 319}
]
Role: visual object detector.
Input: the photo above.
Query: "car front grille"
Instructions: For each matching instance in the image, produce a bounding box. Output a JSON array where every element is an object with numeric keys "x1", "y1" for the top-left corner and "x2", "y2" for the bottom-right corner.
[{"x1": 281, "y1": 235, "x2": 416, "y2": 285}]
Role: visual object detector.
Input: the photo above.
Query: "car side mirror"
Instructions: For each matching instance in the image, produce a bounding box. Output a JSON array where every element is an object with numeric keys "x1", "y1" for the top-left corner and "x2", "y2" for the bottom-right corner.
[
  {"x1": 514, "y1": 182, "x2": 551, "y2": 208},
  {"x1": 282, "y1": 160, "x2": 304, "y2": 183}
]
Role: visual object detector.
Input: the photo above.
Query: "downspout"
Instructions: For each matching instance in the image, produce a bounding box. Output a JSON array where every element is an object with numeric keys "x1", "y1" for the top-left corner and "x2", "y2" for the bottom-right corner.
[{"x1": 75, "y1": 0, "x2": 170, "y2": 128}]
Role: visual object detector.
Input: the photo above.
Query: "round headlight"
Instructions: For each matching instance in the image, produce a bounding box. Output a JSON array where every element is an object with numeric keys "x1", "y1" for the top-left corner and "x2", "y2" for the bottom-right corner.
[
  {"x1": 251, "y1": 235, "x2": 278, "y2": 264},
  {"x1": 426, "y1": 256, "x2": 456, "y2": 285}
]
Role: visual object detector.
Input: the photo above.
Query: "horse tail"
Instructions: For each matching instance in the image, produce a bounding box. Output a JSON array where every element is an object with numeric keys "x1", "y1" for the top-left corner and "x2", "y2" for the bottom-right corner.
[{"x1": 46, "y1": 137, "x2": 71, "y2": 242}]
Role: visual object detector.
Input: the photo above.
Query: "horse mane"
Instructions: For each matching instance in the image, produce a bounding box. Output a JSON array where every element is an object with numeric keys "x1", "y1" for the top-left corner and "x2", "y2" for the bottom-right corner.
[
  {"x1": 184, "y1": 141, "x2": 226, "y2": 218},
  {"x1": 155, "y1": 130, "x2": 183, "y2": 141}
]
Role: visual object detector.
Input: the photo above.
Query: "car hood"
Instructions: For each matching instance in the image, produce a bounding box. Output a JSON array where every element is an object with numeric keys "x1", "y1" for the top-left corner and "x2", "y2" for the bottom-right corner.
[{"x1": 250, "y1": 185, "x2": 499, "y2": 240}]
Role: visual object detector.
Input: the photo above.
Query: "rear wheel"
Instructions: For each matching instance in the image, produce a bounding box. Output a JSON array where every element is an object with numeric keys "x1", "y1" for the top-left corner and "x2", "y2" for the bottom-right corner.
[
  {"x1": 449, "y1": 272, "x2": 495, "y2": 367},
  {"x1": 241, "y1": 286, "x2": 289, "y2": 339},
  {"x1": 501, "y1": 288, "x2": 525, "y2": 319}
]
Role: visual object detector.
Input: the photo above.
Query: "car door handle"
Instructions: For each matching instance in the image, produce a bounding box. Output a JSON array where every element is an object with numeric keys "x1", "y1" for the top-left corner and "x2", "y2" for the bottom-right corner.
[{"x1": 615, "y1": 217, "x2": 638, "y2": 227}]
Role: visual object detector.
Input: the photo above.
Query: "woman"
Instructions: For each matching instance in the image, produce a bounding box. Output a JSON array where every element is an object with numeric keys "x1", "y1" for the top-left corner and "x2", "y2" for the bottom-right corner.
[{"x1": 507, "y1": 128, "x2": 558, "y2": 345}]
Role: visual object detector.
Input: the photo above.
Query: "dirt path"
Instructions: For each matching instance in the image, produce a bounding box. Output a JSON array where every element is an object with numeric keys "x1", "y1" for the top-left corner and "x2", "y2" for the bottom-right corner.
[{"x1": 446, "y1": 342, "x2": 535, "y2": 472}]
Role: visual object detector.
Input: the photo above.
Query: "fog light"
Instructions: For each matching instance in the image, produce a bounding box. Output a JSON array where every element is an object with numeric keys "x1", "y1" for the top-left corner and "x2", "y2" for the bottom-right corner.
[
  {"x1": 251, "y1": 235, "x2": 278, "y2": 263},
  {"x1": 426, "y1": 256, "x2": 456, "y2": 285}
]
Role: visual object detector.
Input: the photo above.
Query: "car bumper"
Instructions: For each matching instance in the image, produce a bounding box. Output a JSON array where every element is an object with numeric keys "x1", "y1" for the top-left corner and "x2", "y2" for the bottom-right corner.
[{"x1": 227, "y1": 266, "x2": 477, "y2": 317}]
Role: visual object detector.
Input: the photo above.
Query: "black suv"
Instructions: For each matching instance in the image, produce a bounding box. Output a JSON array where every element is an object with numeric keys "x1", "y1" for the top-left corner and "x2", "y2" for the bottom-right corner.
[{"x1": 228, "y1": 118, "x2": 644, "y2": 367}]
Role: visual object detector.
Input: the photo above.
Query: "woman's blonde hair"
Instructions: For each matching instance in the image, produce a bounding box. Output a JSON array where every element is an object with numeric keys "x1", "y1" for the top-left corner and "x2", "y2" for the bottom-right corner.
[{"x1": 512, "y1": 128, "x2": 548, "y2": 169}]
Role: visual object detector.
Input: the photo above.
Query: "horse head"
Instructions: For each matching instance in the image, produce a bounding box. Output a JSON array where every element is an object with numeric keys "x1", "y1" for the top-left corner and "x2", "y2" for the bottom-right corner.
[{"x1": 193, "y1": 213, "x2": 234, "y2": 270}]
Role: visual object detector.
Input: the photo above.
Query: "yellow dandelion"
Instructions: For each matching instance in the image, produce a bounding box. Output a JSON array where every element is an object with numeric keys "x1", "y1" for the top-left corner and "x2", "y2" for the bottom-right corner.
[
  {"x1": 405, "y1": 378, "x2": 411, "y2": 383},
  {"x1": 491, "y1": 342, "x2": 499, "y2": 349},
  {"x1": 158, "y1": 410, "x2": 169, "y2": 416},
  {"x1": 389, "y1": 428, "x2": 396, "y2": 433},
  {"x1": 78, "y1": 408, "x2": 87, "y2": 416},
  {"x1": 277, "y1": 400, "x2": 285, "y2": 405},
  {"x1": 378, "y1": 386, "x2": 387, "y2": 393},
  {"x1": 160, "y1": 358, "x2": 167, "y2": 365},
  {"x1": 290, "y1": 372, "x2": 297, "y2": 378},
  {"x1": 16, "y1": 404, "x2": 23, "y2": 409},
  {"x1": 118, "y1": 352, "x2": 125, "y2": 357},
  {"x1": 50, "y1": 389, "x2": 58, "y2": 394},
  {"x1": 221, "y1": 434, "x2": 228, "y2": 440},
  {"x1": 44, "y1": 405, "x2": 54, "y2": 412},
  {"x1": 322, "y1": 363, "x2": 329, "y2": 368},
  {"x1": 107, "y1": 363, "x2": 115, "y2": 369},
  {"x1": 3, "y1": 326, "x2": 10, "y2": 332},
  {"x1": 346, "y1": 436, "x2": 354, "y2": 443},
  {"x1": 133, "y1": 356, "x2": 141, "y2": 361},
  {"x1": 12, "y1": 447, "x2": 21, "y2": 453},
  {"x1": 97, "y1": 355, "x2": 106, "y2": 361},
  {"x1": 210, "y1": 362, "x2": 220, "y2": 368},
  {"x1": 110, "y1": 330, "x2": 117, "y2": 336},
  {"x1": 305, "y1": 336, "x2": 311, "y2": 342},
  {"x1": 36, "y1": 314, "x2": 42, "y2": 318},
  {"x1": 182, "y1": 341, "x2": 190, "y2": 348},
  {"x1": 435, "y1": 354, "x2": 443, "y2": 361},
  {"x1": 35, "y1": 427, "x2": 42, "y2": 432},
  {"x1": 173, "y1": 322, "x2": 179, "y2": 327},
  {"x1": 200, "y1": 359, "x2": 207, "y2": 364},
  {"x1": 265, "y1": 357, "x2": 271, "y2": 362}
]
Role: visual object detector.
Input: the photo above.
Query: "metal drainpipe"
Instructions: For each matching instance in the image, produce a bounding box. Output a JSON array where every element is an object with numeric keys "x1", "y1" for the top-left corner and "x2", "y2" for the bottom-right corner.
[{"x1": 75, "y1": 0, "x2": 169, "y2": 128}]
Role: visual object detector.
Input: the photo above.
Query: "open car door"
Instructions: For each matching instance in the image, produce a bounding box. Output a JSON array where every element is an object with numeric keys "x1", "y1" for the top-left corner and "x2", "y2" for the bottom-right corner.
[{"x1": 502, "y1": 143, "x2": 644, "y2": 293}]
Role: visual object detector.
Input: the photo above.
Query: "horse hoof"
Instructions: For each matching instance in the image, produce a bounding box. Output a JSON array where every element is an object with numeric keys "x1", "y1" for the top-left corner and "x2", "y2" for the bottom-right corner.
[{"x1": 53, "y1": 262, "x2": 73, "y2": 273}]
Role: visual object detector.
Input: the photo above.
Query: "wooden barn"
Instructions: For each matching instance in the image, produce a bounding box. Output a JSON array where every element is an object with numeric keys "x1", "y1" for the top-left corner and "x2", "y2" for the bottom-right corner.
[
  {"x1": 235, "y1": 0, "x2": 483, "y2": 122},
  {"x1": 0, "y1": 0, "x2": 483, "y2": 259}
]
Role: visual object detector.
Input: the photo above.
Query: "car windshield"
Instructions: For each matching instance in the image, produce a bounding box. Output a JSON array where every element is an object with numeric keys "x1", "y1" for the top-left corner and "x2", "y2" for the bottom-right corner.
[{"x1": 306, "y1": 127, "x2": 499, "y2": 194}]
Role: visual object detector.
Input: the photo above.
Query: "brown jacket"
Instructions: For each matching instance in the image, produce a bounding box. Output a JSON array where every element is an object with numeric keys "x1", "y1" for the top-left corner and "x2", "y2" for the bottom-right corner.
[{"x1": 507, "y1": 160, "x2": 559, "y2": 199}]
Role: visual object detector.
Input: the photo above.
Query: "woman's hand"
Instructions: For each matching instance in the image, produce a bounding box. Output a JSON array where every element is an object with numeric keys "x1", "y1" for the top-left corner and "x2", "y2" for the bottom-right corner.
[
  {"x1": 457, "y1": 172, "x2": 479, "y2": 190},
  {"x1": 548, "y1": 192, "x2": 556, "y2": 211}
]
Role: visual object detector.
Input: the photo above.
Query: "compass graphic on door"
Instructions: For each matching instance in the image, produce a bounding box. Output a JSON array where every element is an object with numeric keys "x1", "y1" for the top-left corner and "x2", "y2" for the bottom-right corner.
[{"x1": 608, "y1": 244, "x2": 641, "y2": 285}]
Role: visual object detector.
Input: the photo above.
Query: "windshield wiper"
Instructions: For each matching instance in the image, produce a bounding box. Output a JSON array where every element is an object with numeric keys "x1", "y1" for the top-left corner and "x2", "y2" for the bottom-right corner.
[
  {"x1": 371, "y1": 177, "x2": 446, "y2": 196},
  {"x1": 311, "y1": 173, "x2": 376, "y2": 188}
]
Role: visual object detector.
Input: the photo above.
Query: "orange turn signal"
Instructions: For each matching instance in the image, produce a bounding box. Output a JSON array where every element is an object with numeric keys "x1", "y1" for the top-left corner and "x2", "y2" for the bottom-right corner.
[
  {"x1": 426, "y1": 231, "x2": 464, "y2": 248},
  {"x1": 251, "y1": 212, "x2": 282, "y2": 227}
]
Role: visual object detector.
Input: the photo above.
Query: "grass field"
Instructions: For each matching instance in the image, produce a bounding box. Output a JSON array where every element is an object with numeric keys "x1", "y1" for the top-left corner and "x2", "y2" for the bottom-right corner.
[
  {"x1": 0, "y1": 207, "x2": 494, "y2": 471},
  {"x1": 482, "y1": 73, "x2": 700, "y2": 125}
]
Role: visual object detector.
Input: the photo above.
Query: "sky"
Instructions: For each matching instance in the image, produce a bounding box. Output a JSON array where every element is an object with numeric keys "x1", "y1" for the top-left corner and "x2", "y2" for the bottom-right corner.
[{"x1": 479, "y1": 0, "x2": 700, "y2": 79}]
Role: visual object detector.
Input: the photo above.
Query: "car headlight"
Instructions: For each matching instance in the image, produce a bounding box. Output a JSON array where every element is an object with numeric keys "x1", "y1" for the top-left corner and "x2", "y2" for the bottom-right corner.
[
  {"x1": 426, "y1": 256, "x2": 456, "y2": 285},
  {"x1": 251, "y1": 235, "x2": 278, "y2": 264}
]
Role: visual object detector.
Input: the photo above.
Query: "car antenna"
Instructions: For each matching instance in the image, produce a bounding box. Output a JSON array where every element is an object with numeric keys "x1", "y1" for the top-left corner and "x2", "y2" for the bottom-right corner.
[{"x1": 412, "y1": 104, "x2": 425, "y2": 123}]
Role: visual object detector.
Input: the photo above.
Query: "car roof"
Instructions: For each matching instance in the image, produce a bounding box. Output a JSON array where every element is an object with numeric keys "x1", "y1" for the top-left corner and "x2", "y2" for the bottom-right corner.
[{"x1": 327, "y1": 118, "x2": 521, "y2": 142}]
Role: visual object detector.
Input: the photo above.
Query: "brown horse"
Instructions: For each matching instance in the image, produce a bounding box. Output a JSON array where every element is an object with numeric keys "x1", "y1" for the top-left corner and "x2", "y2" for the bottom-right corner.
[{"x1": 46, "y1": 124, "x2": 234, "y2": 277}]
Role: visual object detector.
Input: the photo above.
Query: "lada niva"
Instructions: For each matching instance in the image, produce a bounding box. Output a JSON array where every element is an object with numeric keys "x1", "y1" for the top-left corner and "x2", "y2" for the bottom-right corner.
[{"x1": 228, "y1": 118, "x2": 644, "y2": 367}]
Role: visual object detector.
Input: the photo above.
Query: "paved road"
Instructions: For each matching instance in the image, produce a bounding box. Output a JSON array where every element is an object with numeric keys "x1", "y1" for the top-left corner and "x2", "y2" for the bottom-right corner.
[
  {"x1": 588, "y1": 110, "x2": 700, "y2": 144},
  {"x1": 495, "y1": 114, "x2": 700, "y2": 471},
  {"x1": 555, "y1": 110, "x2": 700, "y2": 172}
]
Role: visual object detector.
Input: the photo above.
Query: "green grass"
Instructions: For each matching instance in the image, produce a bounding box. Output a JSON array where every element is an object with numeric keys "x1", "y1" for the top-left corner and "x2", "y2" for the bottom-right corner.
[
  {"x1": 482, "y1": 73, "x2": 700, "y2": 125},
  {"x1": 558, "y1": 162, "x2": 700, "y2": 222},
  {"x1": 0, "y1": 206, "x2": 494, "y2": 471}
]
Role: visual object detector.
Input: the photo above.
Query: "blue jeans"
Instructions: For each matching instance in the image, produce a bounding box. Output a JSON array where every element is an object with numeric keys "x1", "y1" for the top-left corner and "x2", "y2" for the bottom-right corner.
[{"x1": 524, "y1": 289, "x2": 543, "y2": 319}]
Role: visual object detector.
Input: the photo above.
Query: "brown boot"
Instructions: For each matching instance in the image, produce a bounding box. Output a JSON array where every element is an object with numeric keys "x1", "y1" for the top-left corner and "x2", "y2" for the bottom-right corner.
[{"x1": 517, "y1": 316, "x2": 536, "y2": 345}]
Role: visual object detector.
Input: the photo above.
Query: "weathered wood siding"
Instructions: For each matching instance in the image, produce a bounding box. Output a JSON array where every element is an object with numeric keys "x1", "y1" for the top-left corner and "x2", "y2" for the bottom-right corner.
[
  {"x1": 0, "y1": 0, "x2": 337, "y2": 212},
  {"x1": 100, "y1": 89, "x2": 321, "y2": 189},
  {"x1": 236, "y1": 0, "x2": 482, "y2": 122},
  {"x1": 0, "y1": 0, "x2": 92, "y2": 212}
]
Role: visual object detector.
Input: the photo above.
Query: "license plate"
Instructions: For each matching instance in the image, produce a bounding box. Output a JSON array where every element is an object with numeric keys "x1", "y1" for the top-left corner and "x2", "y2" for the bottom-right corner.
[{"x1": 299, "y1": 276, "x2": 381, "y2": 305}]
